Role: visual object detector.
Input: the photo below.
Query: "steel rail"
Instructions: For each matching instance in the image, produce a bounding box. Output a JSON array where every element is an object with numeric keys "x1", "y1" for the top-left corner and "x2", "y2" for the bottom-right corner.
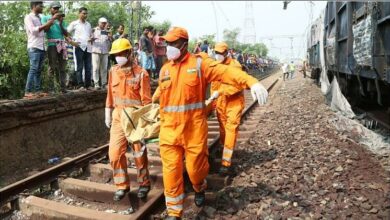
[{"x1": 0, "y1": 69, "x2": 280, "y2": 219}]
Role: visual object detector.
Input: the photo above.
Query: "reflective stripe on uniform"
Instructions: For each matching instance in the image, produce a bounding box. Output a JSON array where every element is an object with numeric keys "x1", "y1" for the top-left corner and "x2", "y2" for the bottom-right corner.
[
  {"x1": 223, "y1": 148, "x2": 233, "y2": 155},
  {"x1": 114, "y1": 176, "x2": 128, "y2": 184},
  {"x1": 167, "y1": 204, "x2": 184, "y2": 211},
  {"x1": 222, "y1": 148, "x2": 233, "y2": 162},
  {"x1": 114, "y1": 97, "x2": 142, "y2": 106},
  {"x1": 113, "y1": 168, "x2": 127, "y2": 175},
  {"x1": 165, "y1": 193, "x2": 185, "y2": 203},
  {"x1": 163, "y1": 102, "x2": 205, "y2": 113},
  {"x1": 133, "y1": 145, "x2": 146, "y2": 158}
]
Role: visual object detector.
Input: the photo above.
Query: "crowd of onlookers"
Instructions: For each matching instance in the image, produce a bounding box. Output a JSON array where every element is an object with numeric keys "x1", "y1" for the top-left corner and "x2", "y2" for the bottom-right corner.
[
  {"x1": 23, "y1": 1, "x2": 167, "y2": 99},
  {"x1": 193, "y1": 40, "x2": 275, "y2": 74},
  {"x1": 23, "y1": 1, "x2": 275, "y2": 99}
]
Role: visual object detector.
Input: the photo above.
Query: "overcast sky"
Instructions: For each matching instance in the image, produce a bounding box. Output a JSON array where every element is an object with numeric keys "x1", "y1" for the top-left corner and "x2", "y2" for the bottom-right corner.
[{"x1": 144, "y1": 1, "x2": 327, "y2": 60}]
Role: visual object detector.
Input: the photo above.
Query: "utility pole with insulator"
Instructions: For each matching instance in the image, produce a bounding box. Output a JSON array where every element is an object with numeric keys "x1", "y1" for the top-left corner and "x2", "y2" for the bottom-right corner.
[{"x1": 283, "y1": 1, "x2": 291, "y2": 10}]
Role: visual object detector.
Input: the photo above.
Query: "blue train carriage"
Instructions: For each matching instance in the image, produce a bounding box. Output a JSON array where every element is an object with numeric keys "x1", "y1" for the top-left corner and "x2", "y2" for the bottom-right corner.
[{"x1": 324, "y1": 1, "x2": 390, "y2": 106}]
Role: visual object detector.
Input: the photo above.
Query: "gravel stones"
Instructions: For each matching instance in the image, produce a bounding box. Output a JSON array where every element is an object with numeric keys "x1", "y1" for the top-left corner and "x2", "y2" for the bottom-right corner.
[{"x1": 205, "y1": 76, "x2": 390, "y2": 219}]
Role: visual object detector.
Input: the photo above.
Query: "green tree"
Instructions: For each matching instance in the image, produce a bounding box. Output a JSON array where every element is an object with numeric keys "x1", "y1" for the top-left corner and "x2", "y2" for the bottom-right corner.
[
  {"x1": 146, "y1": 20, "x2": 171, "y2": 34},
  {"x1": 236, "y1": 43, "x2": 268, "y2": 57},
  {"x1": 199, "y1": 34, "x2": 216, "y2": 46},
  {"x1": 223, "y1": 28, "x2": 240, "y2": 49},
  {"x1": 0, "y1": 2, "x2": 31, "y2": 99},
  {"x1": 0, "y1": 1, "x2": 158, "y2": 99}
]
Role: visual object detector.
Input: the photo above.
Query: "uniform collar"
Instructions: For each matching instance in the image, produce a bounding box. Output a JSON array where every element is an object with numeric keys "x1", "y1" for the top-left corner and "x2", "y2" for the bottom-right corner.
[{"x1": 116, "y1": 63, "x2": 140, "y2": 74}]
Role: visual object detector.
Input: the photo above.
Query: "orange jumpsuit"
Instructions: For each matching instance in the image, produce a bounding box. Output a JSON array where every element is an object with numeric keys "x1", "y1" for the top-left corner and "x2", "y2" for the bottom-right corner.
[
  {"x1": 158, "y1": 52, "x2": 258, "y2": 217},
  {"x1": 210, "y1": 57, "x2": 246, "y2": 167},
  {"x1": 106, "y1": 64, "x2": 152, "y2": 190}
]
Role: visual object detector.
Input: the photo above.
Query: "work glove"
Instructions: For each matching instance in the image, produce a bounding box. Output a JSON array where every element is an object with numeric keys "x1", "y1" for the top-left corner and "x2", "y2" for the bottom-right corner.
[
  {"x1": 105, "y1": 108, "x2": 113, "y2": 128},
  {"x1": 210, "y1": 91, "x2": 219, "y2": 101},
  {"x1": 250, "y1": 83, "x2": 268, "y2": 105}
]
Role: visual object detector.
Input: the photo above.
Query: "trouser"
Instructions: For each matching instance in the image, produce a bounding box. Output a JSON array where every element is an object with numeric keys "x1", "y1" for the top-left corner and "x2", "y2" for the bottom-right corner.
[
  {"x1": 160, "y1": 123, "x2": 209, "y2": 217},
  {"x1": 140, "y1": 51, "x2": 155, "y2": 75},
  {"x1": 74, "y1": 47, "x2": 92, "y2": 88},
  {"x1": 47, "y1": 46, "x2": 67, "y2": 91},
  {"x1": 109, "y1": 109, "x2": 150, "y2": 190},
  {"x1": 25, "y1": 48, "x2": 45, "y2": 93},
  {"x1": 283, "y1": 72, "x2": 289, "y2": 81},
  {"x1": 66, "y1": 58, "x2": 77, "y2": 88},
  {"x1": 289, "y1": 70, "x2": 295, "y2": 79},
  {"x1": 302, "y1": 70, "x2": 307, "y2": 78},
  {"x1": 154, "y1": 55, "x2": 165, "y2": 79},
  {"x1": 92, "y1": 53, "x2": 108, "y2": 87},
  {"x1": 216, "y1": 95, "x2": 244, "y2": 167}
]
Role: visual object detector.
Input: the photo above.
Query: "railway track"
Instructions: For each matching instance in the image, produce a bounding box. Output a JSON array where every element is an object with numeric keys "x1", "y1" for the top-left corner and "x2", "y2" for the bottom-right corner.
[{"x1": 0, "y1": 70, "x2": 281, "y2": 220}]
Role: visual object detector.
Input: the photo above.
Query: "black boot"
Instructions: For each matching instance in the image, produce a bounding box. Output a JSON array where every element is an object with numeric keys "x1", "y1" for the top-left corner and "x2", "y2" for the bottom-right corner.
[
  {"x1": 219, "y1": 166, "x2": 229, "y2": 176},
  {"x1": 194, "y1": 191, "x2": 205, "y2": 207},
  {"x1": 137, "y1": 185, "x2": 150, "y2": 199},
  {"x1": 113, "y1": 189, "x2": 129, "y2": 201}
]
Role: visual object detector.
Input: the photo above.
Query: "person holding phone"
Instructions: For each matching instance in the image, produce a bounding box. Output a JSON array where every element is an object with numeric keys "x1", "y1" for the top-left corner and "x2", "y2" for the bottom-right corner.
[
  {"x1": 91, "y1": 17, "x2": 112, "y2": 89},
  {"x1": 41, "y1": 2, "x2": 77, "y2": 94},
  {"x1": 23, "y1": 1, "x2": 57, "y2": 99}
]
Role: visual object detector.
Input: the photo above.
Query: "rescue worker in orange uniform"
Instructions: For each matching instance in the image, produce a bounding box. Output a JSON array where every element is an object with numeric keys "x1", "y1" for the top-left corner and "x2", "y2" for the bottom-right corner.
[
  {"x1": 209, "y1": 42, "x2": 246, "y2": 176},
  {"x1": 105, "y1": 38, "x2": 152, "y2": 202},
  {"x1": 156, "y1": 27, "x2": 269, "y2": 220}
]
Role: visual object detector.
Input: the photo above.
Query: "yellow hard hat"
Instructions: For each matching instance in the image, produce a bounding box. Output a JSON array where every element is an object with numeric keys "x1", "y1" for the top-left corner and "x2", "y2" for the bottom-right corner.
[
  {"x1": 109, "y1": 38, "x2": 132, "y2": 55},
  {"x1": 214, "y1": 42, "x2": 229, "y2": 53}
]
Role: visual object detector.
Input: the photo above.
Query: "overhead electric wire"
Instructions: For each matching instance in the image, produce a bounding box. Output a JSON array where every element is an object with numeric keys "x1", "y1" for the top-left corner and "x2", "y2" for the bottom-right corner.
[{"x1": 215, "y1": 2, "x2": 233, "y2": 29}]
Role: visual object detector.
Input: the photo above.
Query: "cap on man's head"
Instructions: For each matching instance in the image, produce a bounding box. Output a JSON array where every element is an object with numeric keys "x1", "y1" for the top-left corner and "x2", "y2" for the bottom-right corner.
[
  {"x1": 49, "y1": 1, "x2": 62, "y2": 8},
  {"x1": 214, "y1": 42, "x2": 229, "y2": 53},
  {"x1": 162, "y1": 27, "x2": 189, "y2": 42},
  {"x1": 98, "y1": 17, "x2": 108, "y2": 23}
]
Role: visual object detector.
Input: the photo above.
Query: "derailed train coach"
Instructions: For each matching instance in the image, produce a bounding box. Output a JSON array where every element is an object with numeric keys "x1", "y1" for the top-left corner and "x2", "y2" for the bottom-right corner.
[{"x1": 308, "y1": 1, "x2": 390, "y2": 106}]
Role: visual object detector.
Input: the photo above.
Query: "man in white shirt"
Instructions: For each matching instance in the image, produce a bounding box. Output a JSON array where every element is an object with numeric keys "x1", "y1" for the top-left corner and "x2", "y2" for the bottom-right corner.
[
  {"x1": 67, "y1": 7, "x2": 93, "y2": 90},
  {"x1": 91, "y1": 17, "x2": 112, "y2": 89},
  {"x1": 282, "y1": 63, "x2": 289, "y2": 81}
]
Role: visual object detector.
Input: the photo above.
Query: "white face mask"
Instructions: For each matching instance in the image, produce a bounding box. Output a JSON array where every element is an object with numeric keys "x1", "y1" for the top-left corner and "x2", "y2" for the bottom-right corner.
[
  {"x1": 215, "y1": 54, "x2": 225, "y2": 62},
  {"x1": 115, "y1": 56, "x2": 128, "y2": 66},
  {"x1": 166, "y1": 45, "x2": 181, "y2": 61}
]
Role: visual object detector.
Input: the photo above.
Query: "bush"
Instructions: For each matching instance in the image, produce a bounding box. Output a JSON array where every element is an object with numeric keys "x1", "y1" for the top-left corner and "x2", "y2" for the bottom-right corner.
[
  {"x1": 0, "y1": 2, "x2": 30, "y2": 99},
  {"x1": 0, "y1": 1, "x2": 162, "y2": 99}
]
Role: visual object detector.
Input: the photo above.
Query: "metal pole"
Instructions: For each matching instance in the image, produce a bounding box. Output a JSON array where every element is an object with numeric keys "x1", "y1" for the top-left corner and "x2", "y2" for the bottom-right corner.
[
  {"x1": 137, "y1": 1, "x2": 142, "y2": 42},
  {"x1": 128, "y1": 1, "x2": 134, "y2": 43},
  {"x1": 211, "y1": 1, "x2": 219, "y2": 41}
]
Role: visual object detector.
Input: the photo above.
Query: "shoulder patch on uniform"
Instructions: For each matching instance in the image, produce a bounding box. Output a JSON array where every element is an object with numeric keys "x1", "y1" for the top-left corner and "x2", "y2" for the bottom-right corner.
[{"x1": 187, "y1": 68, "x2": 197, "y2": 74}]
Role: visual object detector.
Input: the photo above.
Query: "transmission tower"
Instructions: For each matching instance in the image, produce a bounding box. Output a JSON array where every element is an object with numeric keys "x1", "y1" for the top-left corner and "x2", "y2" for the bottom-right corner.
[{"x1": 242, "y1": 1, "x2": 256, "y2": 44}]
